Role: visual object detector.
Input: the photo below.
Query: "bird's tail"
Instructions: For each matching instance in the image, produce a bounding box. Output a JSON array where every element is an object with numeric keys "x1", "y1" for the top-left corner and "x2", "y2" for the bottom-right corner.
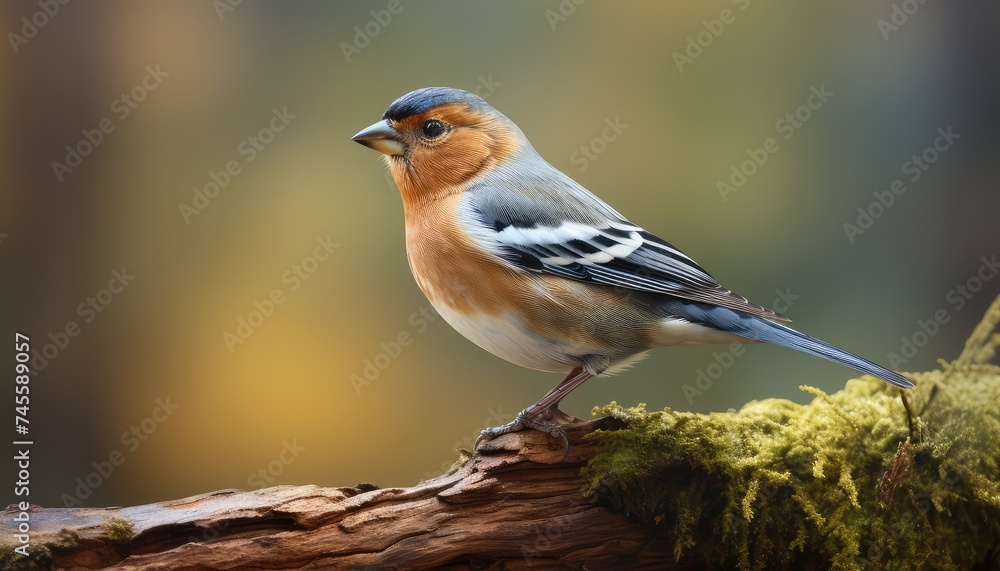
[
  {"x1": 736, "y1": 318, "x2": 913, "y2": 388},
  {"x1": 666, "y1": 301, "x2": 914, "y2": 389}
]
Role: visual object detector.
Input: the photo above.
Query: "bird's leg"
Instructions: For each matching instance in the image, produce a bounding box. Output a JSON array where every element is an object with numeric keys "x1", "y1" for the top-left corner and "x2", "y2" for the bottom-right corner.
[{"x1": 476, "y1": 367, "x2": 594, "y2": 454}]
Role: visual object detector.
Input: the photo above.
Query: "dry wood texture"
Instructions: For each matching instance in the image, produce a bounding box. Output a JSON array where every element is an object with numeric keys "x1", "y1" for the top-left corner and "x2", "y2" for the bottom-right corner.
[{"x1": 2, "y1": 417, "x2": 679, "y2": 570}]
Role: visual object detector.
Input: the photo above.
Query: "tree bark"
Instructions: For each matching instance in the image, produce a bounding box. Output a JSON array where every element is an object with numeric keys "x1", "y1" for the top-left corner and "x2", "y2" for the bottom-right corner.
[{"x1": 2, "y1": 417, "x2": 679, "y2": 570}]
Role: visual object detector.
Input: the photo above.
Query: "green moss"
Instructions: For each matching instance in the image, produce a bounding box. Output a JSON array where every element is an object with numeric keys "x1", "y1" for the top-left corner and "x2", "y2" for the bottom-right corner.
[
  {"x1": 0, "y1": 544, "x2": 51, "y2": 571},
  {"x1": 104, "y1": 516, "x2": 134, "y2": 543},
  {"x1": 0, "y1": 529, "x2": 76, "y2": 570},
  {"x1": 448, "y1": 448, "x2": 475, "y2": 475},
  {"x1": 583, "y1": 296, "x2": 1000, "y2": 570},
  {"x1": 51, "y1": 528, "x2": 79, "y2": 550}
]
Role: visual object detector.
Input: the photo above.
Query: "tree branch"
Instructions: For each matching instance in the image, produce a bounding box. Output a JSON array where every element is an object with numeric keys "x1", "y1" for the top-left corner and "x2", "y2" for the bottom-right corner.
[
  {"x1": 3, "y1": 418, "x2": 679, "y2": 570},
  {"x1": 4, "y1": 295, "x2": 1000, "y2": 570}
]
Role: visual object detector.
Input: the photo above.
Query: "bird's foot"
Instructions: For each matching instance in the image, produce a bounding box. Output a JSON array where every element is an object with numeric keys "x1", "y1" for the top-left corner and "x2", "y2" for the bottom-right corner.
[{"x1": 475, "y1": 407, "x2": 570, "y2": 457}]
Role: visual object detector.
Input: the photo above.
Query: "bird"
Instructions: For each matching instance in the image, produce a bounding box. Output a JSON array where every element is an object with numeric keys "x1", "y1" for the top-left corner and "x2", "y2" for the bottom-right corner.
[{"x1": 351, "y1": 86, "x2": 913, "y2": 451}]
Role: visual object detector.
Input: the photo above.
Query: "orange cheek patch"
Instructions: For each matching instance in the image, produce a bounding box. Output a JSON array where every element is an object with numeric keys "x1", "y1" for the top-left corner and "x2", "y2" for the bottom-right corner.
[
  {"x1": 389, "y1": 105, "x2": 523, "y2": 206},
  {"x1": 413, "y1": 129, "x2": 492, "y2": 187},
  {"x1": 429, "y1": 106, "x2": 521, "y2": 165}
]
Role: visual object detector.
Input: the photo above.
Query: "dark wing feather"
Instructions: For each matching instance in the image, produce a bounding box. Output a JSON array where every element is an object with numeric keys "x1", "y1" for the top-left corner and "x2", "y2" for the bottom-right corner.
[{"x1": 465, "y1": 190, "x2": 787, "y2": 321}]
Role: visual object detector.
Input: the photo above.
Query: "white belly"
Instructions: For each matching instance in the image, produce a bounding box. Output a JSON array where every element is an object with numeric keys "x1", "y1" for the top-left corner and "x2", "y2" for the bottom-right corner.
[
  {"x1": 431, "y1": 300, "x2": 579, "y2": 373},
  {"x1": 429, "y1": 294, "x2": 751, "y2": 376}
]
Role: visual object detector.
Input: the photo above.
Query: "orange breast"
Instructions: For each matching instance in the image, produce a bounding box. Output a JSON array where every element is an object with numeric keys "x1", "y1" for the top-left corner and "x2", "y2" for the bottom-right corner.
[
  {"x1": 404, "y1": 194, "x2": 531, "y2": 317},
  {"x1": 402, "y1": 194, "x2": 661, "y2": 355}
]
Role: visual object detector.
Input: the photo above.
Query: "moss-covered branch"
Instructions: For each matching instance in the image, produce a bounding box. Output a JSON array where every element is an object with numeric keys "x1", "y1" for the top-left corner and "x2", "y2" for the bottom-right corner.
[
  {"x1": 3, "y1": 297, "x2": 999, "y2": 570},
  {"x1": 584, "y1": 295, "x2": 1000, "y2": 570}
]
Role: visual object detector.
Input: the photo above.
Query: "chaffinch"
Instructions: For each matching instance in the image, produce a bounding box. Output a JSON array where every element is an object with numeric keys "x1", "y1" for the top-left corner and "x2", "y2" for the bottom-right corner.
[{"x1": 352, "y1": 87, "x2": 912, "y2": 450}]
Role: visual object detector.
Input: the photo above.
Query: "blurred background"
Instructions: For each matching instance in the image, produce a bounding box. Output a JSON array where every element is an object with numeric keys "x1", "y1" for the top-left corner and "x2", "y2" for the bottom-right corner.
[{"x1": 2, "y1": 1, "x2": 998, "y2": 508}]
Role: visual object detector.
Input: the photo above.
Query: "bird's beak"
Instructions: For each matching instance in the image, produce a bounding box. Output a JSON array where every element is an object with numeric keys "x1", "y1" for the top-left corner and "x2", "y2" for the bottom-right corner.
[{"x1": 351, "y1": 120, "x2": 406, "y2": 156}]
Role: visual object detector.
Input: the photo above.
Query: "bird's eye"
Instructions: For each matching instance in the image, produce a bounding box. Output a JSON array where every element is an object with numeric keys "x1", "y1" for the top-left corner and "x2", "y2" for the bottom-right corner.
[{"x1": 420, "y1": 119, "x2": 448, "y2": 139}]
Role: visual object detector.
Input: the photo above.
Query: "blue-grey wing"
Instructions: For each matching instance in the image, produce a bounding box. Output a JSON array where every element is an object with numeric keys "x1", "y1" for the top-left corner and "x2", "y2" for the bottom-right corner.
[{"x1": 461, "y1": 174, "x2": 788, "y2": 322}]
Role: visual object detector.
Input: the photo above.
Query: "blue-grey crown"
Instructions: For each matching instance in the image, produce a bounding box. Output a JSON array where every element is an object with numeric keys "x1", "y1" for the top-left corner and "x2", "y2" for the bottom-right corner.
[{"x1": 382, "y1": 87, "x2": 492, "y2": 121}]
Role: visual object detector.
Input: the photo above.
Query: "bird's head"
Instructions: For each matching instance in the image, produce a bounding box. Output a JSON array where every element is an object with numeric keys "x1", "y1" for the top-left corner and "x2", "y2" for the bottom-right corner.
[{"x1": 352, "y1": 87, "x2": 526, "y2": 205}]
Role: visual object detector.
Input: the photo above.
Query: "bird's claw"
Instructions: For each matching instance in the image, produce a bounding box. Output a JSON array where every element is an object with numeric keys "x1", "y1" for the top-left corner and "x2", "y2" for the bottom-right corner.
[
  {"x1": 475, "y1": 408, "x2": 570, "y2": 459},
  {"x1": 521, "y1": 413, "x2": 570, "y2": 458},
  {"x1": 474, "y1": 416, "x2": 525, "y2": 449}
]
